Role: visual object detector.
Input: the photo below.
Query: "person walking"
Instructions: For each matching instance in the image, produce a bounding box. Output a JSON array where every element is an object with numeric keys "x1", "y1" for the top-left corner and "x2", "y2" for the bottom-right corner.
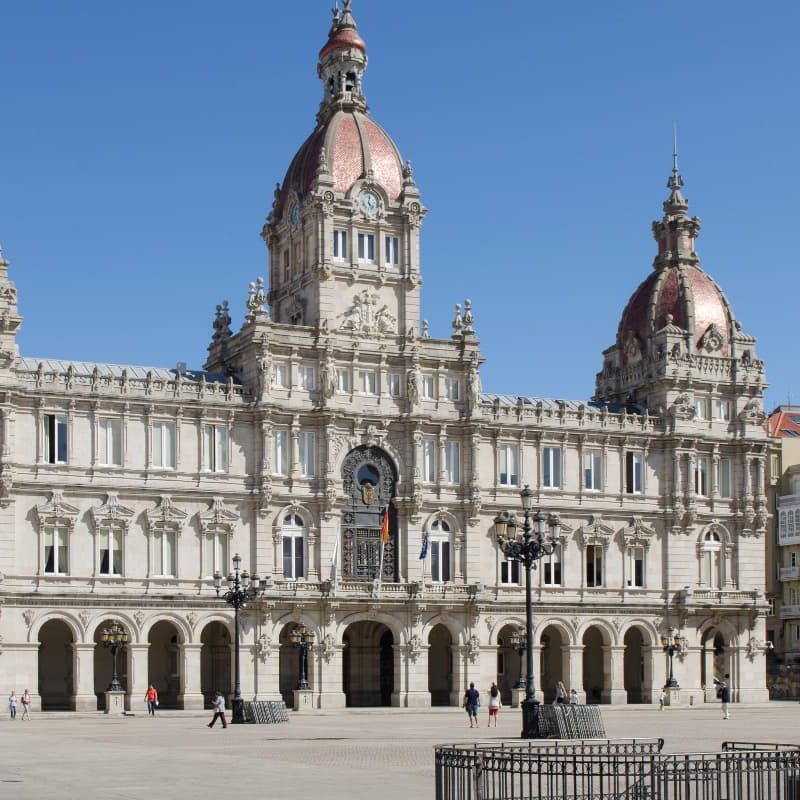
[
  {"x1": 658, "y1": 687, "x2": 667, "y2": 710},
  {"x1": 487, "y1": 682, "x2": 501, "y2": 727},
  {"x1": 462, "y1": 682, "x2": 480, "y2": 728},
  {"x1": 208, "y1": 691, "x2": 228, "y2": 729},
  {"x1": 20, "y1": 689, "x2": 31, "y2": 720},
  {"x1": 144, "y1": 685, "x2": 159, "y2": 716},
  {"x1": 569, "y1": 689, "x2": 578, "y2": 705},
  {"x1": 8, "y1": 691, "x2": 17, "y2": 720},
  {"x1": 554, "y1": 681, "x2": 567, "y2": 704},
  {"x1": 720, "y1": 681, "x2": 731, "y2": 719}
]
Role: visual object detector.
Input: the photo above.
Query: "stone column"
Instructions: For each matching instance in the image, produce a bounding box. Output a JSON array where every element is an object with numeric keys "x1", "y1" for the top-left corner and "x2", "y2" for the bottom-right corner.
[
  {"x1": 180, "y1": 643, "x2": 205, "y2": 710},
  {"x1": 127, "y1": 643, "x2": 150, "y2": 713},
  {"x1": 400, "y1": 643, "x2": 431, "y2": 708},
  {"x1": 316, "y1": 644, "x2": 346, "y2": 709},
  {"x1": 567, "y1": 645, "x2": 585, "y2": 703},
  {"x1": 606, "y1": 645, "x2": 627, "y2": 704},
  {"x1": 73, "y1": 644, "x2": 97, "y2": 712},
  {"x1": 13, "y1": 645, "x2": 41, "y2": 712}
]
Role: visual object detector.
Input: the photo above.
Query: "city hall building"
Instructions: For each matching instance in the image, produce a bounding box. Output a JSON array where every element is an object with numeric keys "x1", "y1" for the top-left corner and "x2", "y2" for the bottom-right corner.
[{"x1": 0, "y1": 2, "x2": 772, "y2": 710}]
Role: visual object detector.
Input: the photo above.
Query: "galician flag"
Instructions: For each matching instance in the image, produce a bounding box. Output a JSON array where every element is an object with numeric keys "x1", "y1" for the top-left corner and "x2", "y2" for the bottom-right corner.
[{"x1": 380, "y1": 506, "x2": 390, "y2": 544}]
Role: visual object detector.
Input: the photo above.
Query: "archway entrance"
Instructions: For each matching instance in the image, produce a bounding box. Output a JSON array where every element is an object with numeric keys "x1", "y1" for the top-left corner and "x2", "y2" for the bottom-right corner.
[
  {"x1": 341, "y1": 446, "x2": 398, "y2": 582},
  {"x1": 582, "y1": 626, "x2": 606, "y2": 704},
  {"x1": 428, "y1": 624, "x2": 452, "y2": 706},
  {"x1": 539, "y1": 626, "x2": 566, "y2": 703},
  {"x1": 200, "y1": 622, "x2": 231, "y2": 709},
  {"x1": 38, "y1": 619, "x2": 74, "y2": 710},
  {"x1": 495, "y1": 624, "x2": 523, "y2": 705},
  {"x1": 148, "y1": 621, "x2": 182, "y2": 709},
  {"x1": 624, "y1": 627, "x2": 646, "y2": 703},
  {"x1": 343, "y1": 621, "x2": 394, "y2": 707},
  {"x1": 701, "y1": 629, "x2": 730, "y2": 699},
  {"x1": 93, "y1": 619, "x2": 129, "y2": 710},
  {"x1": 279, "y1": 624, "x2": 301, "y2": 708}
]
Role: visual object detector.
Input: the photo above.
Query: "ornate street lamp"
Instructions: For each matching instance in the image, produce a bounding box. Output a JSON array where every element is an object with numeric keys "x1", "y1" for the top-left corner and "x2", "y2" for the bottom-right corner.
[
  {"x1": 101, "y1": 621, "x2": 129, "y2": 692},
  {"x1": 493, "y1": 485, "x2": 560, "y2": 738},
  {"x1": 288, "y1": 624, "x2": 316, "y2": 690},
  {"x1": 660, "y1": 630, "x2": 686, "y2": 688},
  {"x1": 508, "y1": 628, "x2": 526, "y2": 689},
  {"x1": 214, "y1": 553, "x2": 265, "y2": 724}
]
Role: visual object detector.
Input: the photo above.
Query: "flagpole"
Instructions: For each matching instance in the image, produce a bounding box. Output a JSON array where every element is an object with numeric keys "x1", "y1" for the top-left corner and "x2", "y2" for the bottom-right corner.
[{"x1": 377, "y1": 540, "x2": 385, "y2": 594}]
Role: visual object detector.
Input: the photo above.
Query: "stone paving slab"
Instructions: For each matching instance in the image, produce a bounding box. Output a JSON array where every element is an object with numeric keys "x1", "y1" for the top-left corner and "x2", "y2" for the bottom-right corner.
[{"x1": 1, "y1": 703, "x2": 800, "y2": 799}]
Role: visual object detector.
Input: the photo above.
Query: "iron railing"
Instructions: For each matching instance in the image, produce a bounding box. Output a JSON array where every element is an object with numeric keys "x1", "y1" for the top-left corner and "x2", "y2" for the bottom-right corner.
[{"x1": 435, "y1": 739, "x2": 800, "y2": 800}]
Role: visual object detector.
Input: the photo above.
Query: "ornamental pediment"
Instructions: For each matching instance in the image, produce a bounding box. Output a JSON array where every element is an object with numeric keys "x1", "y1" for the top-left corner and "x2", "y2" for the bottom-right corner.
[
  {"x1": 145, "y1": 495, "x2": 188, "y2": 530},
  {"x1": 197, "y1": 497, "x2": 239, "y2": 533},
  {"x1": 621, "y1": 516, "x2": 656, "y2": 546},
  {"x1": 35, "y1": 491, "x2": 80, "y2": 527},
  {"x1": 578, "y1": 514, "x2": 614, "y2": 544},
  {"x1": 90, "y1": 493, "x2": 135, "y2": 528}
]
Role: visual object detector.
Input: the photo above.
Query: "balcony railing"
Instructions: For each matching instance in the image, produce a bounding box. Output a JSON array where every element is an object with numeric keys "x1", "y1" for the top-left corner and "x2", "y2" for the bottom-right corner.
[
  {"x1": 780, "y1": 566, "x2": 800, "y2": 581},
  {"x1": 780, "y1": 604, "x2": 800, "y2": 618}
]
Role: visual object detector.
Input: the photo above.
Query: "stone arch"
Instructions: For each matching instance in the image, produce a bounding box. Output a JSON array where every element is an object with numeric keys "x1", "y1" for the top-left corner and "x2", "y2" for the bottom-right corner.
[
  {"x1": 335, "y1": 610, "x2": 404, "y2": 645},
  {"x1": 272, "y1": 504, "x2": 318, "y2": 582},
  {"x1": 277, "y1": 621, "x2": 316, "y2": 708},
  {"x1": 487, "y1": 616, "x2": 525, "y2": 647},
  {"x1": 200, "y1": 620, "x2": 232, "y2": 709},
  {"x1": 534, "y1": 618, "x2": 576, "y2": 647},
  {"x1": 341, "y1": 619, "x2": 396, "y2": 707},
  {"x1": 699, "y1": 617, "x2": 739, "y2": 699},
  {"x1": 38, "y1": 618, "x2": 75, "y2": 710},
  {"x1": 271, "y1": 502, "x2": 318, "y2": 531},
  {"x1": 420, "y1": 614, "x2": 464, "y2": 646},
  {"x1": 86, "y1": 611, "x2": 142, "y2": 644},
  {"x1": 140, "y1": 613, "x2": 192, "y2": 645},
  {"x1": 92, "y1": 616, "x2": 133, "y2": 710},
  {"x1": 28, "y1": 611, "x2": 84, "y2": 644},
  {"x1": 696, "y1": 521, "x2": 734, "y2": 589},
  {"x1": 623, "y1": 625, "x2": 648, "y2": 703},
  {"x1": 333, "y1": 438, "x2": 405, "y2": 483},
  {"x1": 582, "y1": 624, "x2": 610, "y2": 704},
  {"x1": 618, "y1": 618, "x2": 659, "y2": 645},
  {"x1": 340, "y1": 445, "x2": 399, "y2": 582},
  {"x1": 538, "y1": 623, "x2": 570, "y2": 704},
  {"x1": 577, "y1": 619, "x2": 615, "y2": 646},
  {"x1": 495, "y1": 622, "x2": 526, "y2": 705},
  {"x1": 147, "y1": 619, "x2": 183, "y2": 709},
  {"x1": 427, "y1": 623, "x2": 454, "y2": 706},
  {"x1": 188, "y1": 612, "x2": 234, "y2": 644}
]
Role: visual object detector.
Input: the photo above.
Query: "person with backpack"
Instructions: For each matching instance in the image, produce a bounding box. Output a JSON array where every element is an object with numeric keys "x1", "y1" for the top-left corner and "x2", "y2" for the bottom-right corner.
[{"x1": 462, "y1": 683, "x2": 480, "y2": 728}]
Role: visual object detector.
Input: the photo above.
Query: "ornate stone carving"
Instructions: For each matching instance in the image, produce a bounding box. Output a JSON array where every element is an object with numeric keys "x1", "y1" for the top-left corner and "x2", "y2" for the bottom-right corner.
[
  {"x1": 700, "y1": 323, "x2": 725, "y2": 353},
  {"x1": 319, "y1": 633, "x2": 336, "y2": 664},
  {"x1": 738, "y1": 399, "x2": 767, "y2": 426},
  {"x1": 669, "y1": 392, "x2": 695, "y2": 422},
  {"x1": 245, "y1": 277, "x2": 268, "y2": 323},
  {"x1": 212, "y1": 300, "x2": 233, "y2": 344},
  {"x1": 467, "y1": 634, "x2": 480, "y2": 664},
  {"x1": 338, "y1": 289, "x2": 396, "y2": 334},
  {"x1": 133, "y1": 610, "x2": 145, "y2": 629},
  {"x1": 78, "y1": 611, "x2": 90, "y2": 631},
  {"x1": 407, "y1": 634, "x2": 424, "y2": 663},
  {"x1": 91, "y1": 493, "x2": 135, "y2": 530},
  {"x1": 22, "y1": 609, "x2": 34, "y2": 627},
  {"x1": 256, "y1": 633, "x2": 272, "y2": 663}
]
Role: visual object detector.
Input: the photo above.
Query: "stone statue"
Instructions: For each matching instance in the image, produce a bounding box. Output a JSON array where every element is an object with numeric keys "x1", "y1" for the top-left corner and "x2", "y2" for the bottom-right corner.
[
  {"x1": 407, "y1": 367, "x2": 420, "y2": 406},
  {"x1": 321, "y1": 357, "x2": 335, "y2": 399}
]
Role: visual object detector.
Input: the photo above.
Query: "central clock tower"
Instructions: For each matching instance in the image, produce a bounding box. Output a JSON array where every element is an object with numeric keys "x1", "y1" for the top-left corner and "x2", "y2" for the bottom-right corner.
[{"x1": 262, "y1": 0, "x2": 425, "y2": 337}]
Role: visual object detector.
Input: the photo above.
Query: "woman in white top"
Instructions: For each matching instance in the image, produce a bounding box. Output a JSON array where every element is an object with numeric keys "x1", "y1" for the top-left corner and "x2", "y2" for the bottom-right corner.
[{"x1": 487, "y1": 682, "x2": 501, "y2": 727}]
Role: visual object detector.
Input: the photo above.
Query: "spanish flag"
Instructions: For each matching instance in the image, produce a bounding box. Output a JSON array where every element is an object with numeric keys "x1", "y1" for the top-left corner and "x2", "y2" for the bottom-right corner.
[{"x1": 380, "y1": 506, "x2": 390, "y2": 544}]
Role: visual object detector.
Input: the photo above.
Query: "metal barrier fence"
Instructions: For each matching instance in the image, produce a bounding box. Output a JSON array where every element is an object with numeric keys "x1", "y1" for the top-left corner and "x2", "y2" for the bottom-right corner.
[
  {"x1": 536, "y1": 705, "x2": 606, "y2": 738},
  {"x1": 242, "y1": 700, "x2": 289, "y2": 724},
  {"x1": 434, "y1": 739, "x2": 800, "y2": 800}
]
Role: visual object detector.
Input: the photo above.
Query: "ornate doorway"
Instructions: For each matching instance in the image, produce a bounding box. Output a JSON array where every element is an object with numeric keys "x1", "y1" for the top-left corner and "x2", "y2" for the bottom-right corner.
[
  {"x1": 341, "y1": 446, "x2": 398, "y2": 582},
  {"x1": 38, "y1": 619, "x2": 74, "y2": 710},
  {"x1": 342, "y1": 621, "x2": 394, "y2": 706}
]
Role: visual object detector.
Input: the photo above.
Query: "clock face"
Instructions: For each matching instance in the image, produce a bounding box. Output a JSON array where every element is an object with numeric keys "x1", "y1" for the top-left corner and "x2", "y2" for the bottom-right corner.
[
  {"x1": 290, "y1": 203, "x2": 301, "y2": 225},
  {"x1": 358, "y1": 191, "x2": 379, "y2": 216}
]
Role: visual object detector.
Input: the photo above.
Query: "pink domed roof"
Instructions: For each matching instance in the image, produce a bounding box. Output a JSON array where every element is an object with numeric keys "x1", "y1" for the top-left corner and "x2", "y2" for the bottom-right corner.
[
  {"x1": 276, "y1": 110, "x2": 404, "y2": 218},
  {"x1": 319, "y1": 27, "x2": 366, "y2": 61},
  {"x1": 617, "y1": 264, "x2": 733, "y2": 357}
]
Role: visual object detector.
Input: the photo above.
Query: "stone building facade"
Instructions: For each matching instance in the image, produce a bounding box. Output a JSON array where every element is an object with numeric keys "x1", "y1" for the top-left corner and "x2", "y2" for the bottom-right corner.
[{"x1": 0, "y1": 2, "x2": 772, "y2": 711}]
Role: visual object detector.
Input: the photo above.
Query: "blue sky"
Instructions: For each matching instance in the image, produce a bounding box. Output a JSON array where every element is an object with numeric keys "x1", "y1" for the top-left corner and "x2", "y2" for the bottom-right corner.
[{"x1": 1, "y1": 1, "x2": 797, "y2": 409}]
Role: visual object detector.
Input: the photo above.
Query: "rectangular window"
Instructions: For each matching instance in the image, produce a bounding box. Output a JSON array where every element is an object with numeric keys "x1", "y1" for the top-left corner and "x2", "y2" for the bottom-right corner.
[
  {"x1": 421, "y1": 375, "x2": 435, "y2": 399},
  {"x1": 694, "y1": 396, "x2": 709, "y2": 420},
  {"x1": 695, "y1": 457, "x2": 709, "y2": 496},
  {"x1": 300, "y1": 366, "x2": 316, "y2": 391},
  {"x1": 357, "y1": 232, "x2": 375, "y2": 262},
  {"x1": 444, "y1": 441, "x2": 461, "y2": 484},
  {"x1": 714, "y1": 398, "x2": 731, "y2": 422},
  {"x1": 98, "y1": 418, "x2": 123, "y2": 466},
  {"x1": 586, "y1": 544, "x2": 603, "y2": 587},
  {"x1": 273, "y1": 430, "x2": 288, "y2": 476},
  {"x1": 152, "y1": 421, "x2": 176, "y2": 469},
  {"x1": 359, "y1": 370, "x2": 377, "y2": 395},
  {"x1": 44, "y1": 527, "x2": 68, "y2": 575},
  {"x1": 628, "y1": 545, "x2": 645, "y2": 587},
  {"x1": 44, "y1": 414, "x2": 68, "y2": 464},
  {"x1": 499, "y1": 444, "x2": 520, "y2": 487},
  {"x1": 336, "y1": 368, "x2": 351, "y2": 393},
  {"x1": 282, "y1": 534, "x2": 304, "y2": 579},
  {"x1": 430, "y1": 540, "x2": 451, "y2": 583},
  {"x1": 282, "y1": 250, "x2": 290, "y2": 281},
  {"x1": 719, "y1": 457, "x2": 732, "y2": 498},
  {"x1": 99, "y1": 529, "x2": 122, "y2": 576},
  {"x1": 422, "y1": 438, "x2": 436, "y2": 483},
  {"x1": 273, "y1": 364, "x2": 288, "y2": 388},
  {"x1": 500, "y1": 559, "x2": 520, "y2": 585},
  {"x1": 153, "y1": 530, "x2": 176, "y2": 577},
  {"x1": 543, "y1": 446, "x2": 562, "y2": 489},
  {"x1": 299, "y1": 431, "x2": 316, "y2": 477},
  {"x1": 333, "y1": 229, "x2": 348, "y2": 260},
  {"x1": 583, "y1": 450, "x2": 603, "y2": 491},
  {"x1": 384, "y1": 235, "x2": 399, "y2": 267},
  {"x1": 204, "y1": 532, "x2": 229, "y2": 578},
  {"x1": 387, "y1": 373, "x2": 401, "y2": 398},
  {"x1": 543, "y1": 545, "x2": 562, "y2": 586},
  {"x1": 445, "y1": 378, "x2": 460, "y2": 401},
  {"x1": 203, "y1": 424, "x2": 228, "y2": 473},
  {"x1": 625, "y1": 451, "x2": 644, "y2": 494},
  {"x1": 792, "y1": 552, "x2": 798, "y2": 568}
]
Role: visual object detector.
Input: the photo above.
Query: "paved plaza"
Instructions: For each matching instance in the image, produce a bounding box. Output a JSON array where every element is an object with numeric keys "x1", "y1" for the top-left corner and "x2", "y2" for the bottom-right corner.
[{"x1": 1, "y1": 702, "x2": 800, "y2": 799}]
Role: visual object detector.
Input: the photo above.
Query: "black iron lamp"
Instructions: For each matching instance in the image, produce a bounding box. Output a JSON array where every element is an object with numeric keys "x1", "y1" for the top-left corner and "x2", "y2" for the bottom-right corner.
[
  {"x1": 214, "y1": 553, "x2": 266, "y2": 724},
  {"x1": 493, "y1": 485, "x2": 561, "y2": 738},
  {"x1": 288, "y1": 624, "x2": 316, "y2": 690},
  {"x1": 101, "y1": 621, "x2": 129, "y2": 692},
  {"x1": 660, "y1": 630, "x2": 686, "y2": 689},
  {"x1": 508, "y1": 628, "x2": 527, "y2": 689}
]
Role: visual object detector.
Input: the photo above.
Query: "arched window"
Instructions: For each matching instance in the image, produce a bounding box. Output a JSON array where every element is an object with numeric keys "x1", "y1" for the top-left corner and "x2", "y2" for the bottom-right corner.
[
  {"x1": 282, "y1": 514, "x2": 305, "y2": 580},
  {"x1": 427, "y1": 519, "x2": 451, "y2": 583},
  {"x1": 702, "y1": 531, "x2": 722, "y2": 588}
]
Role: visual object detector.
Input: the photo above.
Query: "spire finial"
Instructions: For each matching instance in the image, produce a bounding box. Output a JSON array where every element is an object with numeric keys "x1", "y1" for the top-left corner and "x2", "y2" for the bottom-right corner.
[{"x1": 667, "y1": 122, "x2": 683, "y2": 193}]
